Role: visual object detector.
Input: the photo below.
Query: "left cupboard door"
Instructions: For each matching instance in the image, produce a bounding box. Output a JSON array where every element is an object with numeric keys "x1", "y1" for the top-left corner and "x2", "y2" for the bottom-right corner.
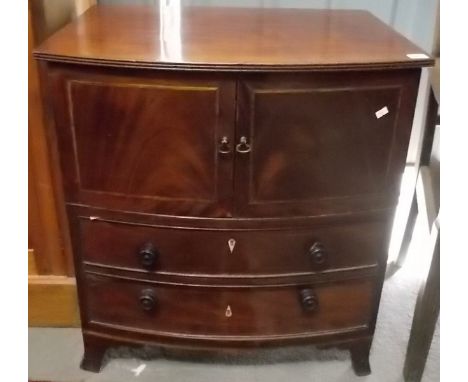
[{"x1": 45, "y1": 66, "x2": 236, "y2": 217}]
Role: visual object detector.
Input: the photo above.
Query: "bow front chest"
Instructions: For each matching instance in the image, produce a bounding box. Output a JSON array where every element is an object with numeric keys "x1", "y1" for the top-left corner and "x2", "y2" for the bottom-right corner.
[{"x1": 35, "y1": 4, "x2": 433, "y2": 375}]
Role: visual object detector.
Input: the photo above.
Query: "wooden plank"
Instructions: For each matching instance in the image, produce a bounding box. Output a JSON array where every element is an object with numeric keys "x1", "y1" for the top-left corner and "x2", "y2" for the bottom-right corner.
[
  {"x1": 28, "y1": 132, "x2": 43, "y2": 269},
  {"x1": 403, "y1": 222, "x2": 440, "y2": 382},
  {"x1": 416, "y1": 167, "x2": 438, "y2": 232},
  {"x1": 395, "y1": 193, "x2": 418, "y2": 269},
  {"x1": 393, "y1": 70, "x2": 439, "y2": 268},
  {"x1": 28, "y1": 276, "x2": 80, "y2": 327},
  {"x1": 29, "y1": 0, "x2": 97, "y2": 278},
  {"x1": 28, "y1": 249, "x2": 38, "y2": 275},
  {"x1": 388, "y1": 69, "x2": 431, "y2": 265},
  {"x1": 420, "y1": 88, "x2": 439, "y2": 167},
  {"x1": 403, "y1": 161, "x2": 439, "y2": 381},
  {"x1": 29, "y1": 3, "x2": 69, "y2": 275}
]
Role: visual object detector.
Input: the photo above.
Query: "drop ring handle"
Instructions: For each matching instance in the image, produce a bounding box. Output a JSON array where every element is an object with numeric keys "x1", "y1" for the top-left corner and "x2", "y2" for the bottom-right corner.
[{"x1": 236, "y1": 136, "x2": 251, "y2": 154}]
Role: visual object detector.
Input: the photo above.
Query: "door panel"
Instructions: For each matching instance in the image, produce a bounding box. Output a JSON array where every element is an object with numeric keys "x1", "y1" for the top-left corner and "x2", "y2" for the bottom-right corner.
[
  {"x1": 235, "y1": 70, "x2": 420, "y2": 217},
  {"x1": 47, "y1": 66, "x2": 236, "y2": 217}
]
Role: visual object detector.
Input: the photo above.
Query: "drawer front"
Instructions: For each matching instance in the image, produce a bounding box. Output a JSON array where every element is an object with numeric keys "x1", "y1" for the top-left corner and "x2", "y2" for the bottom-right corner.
[
  {"x1": 84, "y1": 273, "x2": 374, "y2": 339},
  {"x1": 80, "y1": 218, "x2": 387, "y2": 276}
]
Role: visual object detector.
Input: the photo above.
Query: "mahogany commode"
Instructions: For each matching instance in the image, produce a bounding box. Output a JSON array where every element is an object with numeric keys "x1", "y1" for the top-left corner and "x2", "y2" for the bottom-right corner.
[{"x1": 35, "y1": 4, "x2": 433, "y2": 376}]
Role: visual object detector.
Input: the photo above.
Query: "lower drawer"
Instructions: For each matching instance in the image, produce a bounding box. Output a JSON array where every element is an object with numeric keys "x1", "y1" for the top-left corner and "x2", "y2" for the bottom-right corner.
[{"x1": 84, "y1": 273, "x2": 374, "y2": 340}]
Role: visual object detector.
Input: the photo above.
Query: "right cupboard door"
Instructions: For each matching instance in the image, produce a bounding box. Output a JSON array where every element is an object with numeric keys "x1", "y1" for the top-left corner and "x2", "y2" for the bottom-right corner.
[{"x1": 235, "y1": 70, "x2": 420, "y2": 218}]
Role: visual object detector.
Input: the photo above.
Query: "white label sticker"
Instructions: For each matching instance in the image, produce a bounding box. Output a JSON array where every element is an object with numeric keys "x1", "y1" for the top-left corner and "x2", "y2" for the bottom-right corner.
[
  {"x1": 407, "y1": 53, "x2": 430, "y2": 59},
  {"x1": 375, "y1": 106, "x2": 389, "y2": 119}
]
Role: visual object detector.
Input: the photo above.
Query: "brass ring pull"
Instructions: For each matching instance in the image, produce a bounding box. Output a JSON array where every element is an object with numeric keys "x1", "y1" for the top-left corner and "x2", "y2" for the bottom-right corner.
[
  {"x1": 236, "y1": 136, "x2": 251, "y2": 154},
  {"x1": 218, "y1": 136, "x2": 231, "y2": 154}
]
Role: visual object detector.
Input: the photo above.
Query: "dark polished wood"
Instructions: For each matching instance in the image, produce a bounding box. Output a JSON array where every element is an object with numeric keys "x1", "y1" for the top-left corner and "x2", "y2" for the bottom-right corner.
[
  {"x1": 34, "y1": 5, "x2": 433, "y2": 71},
  {"x1": 45, "y1": 65, "x2": 236, "y2": 217},
  {"x1": 81, "y1": 333, "x2": 108, "y2": 372},
  {"x1": 350, "y1": 338, "x2": 373, "y2": 376},
  {"x1": 84, "y1": 272, "x2": 373, "y2": 340},
  {"x1": 36, "y1": 4, "x2": 431, "y2": 376},
  {"x1": 44, "y1": 64, "x2": 420, "y2": 218},
  {"x1": 235, "y1": 70, "x2": 420, "y2": 217},
  {"x1": 78, "y1": 216, "x2": 388, "y2": 276}
]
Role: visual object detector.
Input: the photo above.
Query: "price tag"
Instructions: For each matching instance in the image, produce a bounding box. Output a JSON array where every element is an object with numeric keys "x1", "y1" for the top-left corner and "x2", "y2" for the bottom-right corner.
[
  {"x1": 375, "y1": 106, "x2": 389, "y2": 119},
  {"x1": 407, "y1": 53, "x2": 430, "y2": 59}
]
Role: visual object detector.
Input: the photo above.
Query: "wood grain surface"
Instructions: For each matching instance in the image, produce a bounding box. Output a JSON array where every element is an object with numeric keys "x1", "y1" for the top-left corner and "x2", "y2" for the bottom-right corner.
[
  {"x1": 34, "y1": 5, "x2": 433, "y2": 71},
  {"x1": 35, "y1": 4, "x2": 432, "y2": 374}
]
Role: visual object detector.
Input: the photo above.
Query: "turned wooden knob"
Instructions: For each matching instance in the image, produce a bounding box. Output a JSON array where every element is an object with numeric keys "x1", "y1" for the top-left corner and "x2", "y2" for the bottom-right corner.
[
  {"x1": 308, "y1": 242, "x2": 327, "y2": 267},
  {"x1": 139, "y1": 289, "x2": 157, "y2": 312},
  {"x1": 300, "y1": 288, "x2": 318, "y2": 312},
  {"x1": 139, "y1": 242, "x2": 159, "y2": 269}
]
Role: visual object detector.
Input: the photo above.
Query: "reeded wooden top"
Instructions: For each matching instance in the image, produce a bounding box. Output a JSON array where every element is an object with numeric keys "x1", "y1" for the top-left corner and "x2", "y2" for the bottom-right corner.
[{"x1": 35, "y1": 4, "x2": 433, "y2": 71}]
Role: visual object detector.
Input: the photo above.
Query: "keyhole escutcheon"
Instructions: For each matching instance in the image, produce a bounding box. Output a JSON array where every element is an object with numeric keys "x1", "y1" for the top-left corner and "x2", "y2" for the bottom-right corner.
[{"x1": 228, "y1": 238, "x2": 236, "y2": 254}]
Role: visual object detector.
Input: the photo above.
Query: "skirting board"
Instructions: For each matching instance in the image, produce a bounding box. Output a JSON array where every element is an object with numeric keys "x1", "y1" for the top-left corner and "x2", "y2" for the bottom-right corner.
[{"x1": 28, "y1": 275, "x2": 80, "y2": 327}]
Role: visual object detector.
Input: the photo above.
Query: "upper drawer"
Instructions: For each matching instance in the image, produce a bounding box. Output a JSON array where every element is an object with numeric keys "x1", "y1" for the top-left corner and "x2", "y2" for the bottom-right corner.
[{"x1": 79, "y1": 217, "x2": 387, "y2": 278}]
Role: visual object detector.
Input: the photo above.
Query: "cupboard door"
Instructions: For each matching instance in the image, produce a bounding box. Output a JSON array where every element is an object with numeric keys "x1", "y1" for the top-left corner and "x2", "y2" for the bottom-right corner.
[
  {"x1": 235, "y1": 70, "x2": 420, "y2": 217},
  {"x1": 47, "y1": 66, "x2": 236, "y2": 217}
]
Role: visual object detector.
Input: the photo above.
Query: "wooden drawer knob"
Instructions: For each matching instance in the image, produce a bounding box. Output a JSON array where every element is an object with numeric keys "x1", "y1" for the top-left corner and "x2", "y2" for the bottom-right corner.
[
  {"x1": 308, "y1": 242, "x2": 327, "y2": 267},
  {"x1": 139, "y1": 242, "x2": 159, "y2": 270},
  {"x1": 299, "y1": 288, "x2": 318, "y2": 312},
  {"x1": 139, "y1": 289, "x2": 157, "y2": 312}
]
